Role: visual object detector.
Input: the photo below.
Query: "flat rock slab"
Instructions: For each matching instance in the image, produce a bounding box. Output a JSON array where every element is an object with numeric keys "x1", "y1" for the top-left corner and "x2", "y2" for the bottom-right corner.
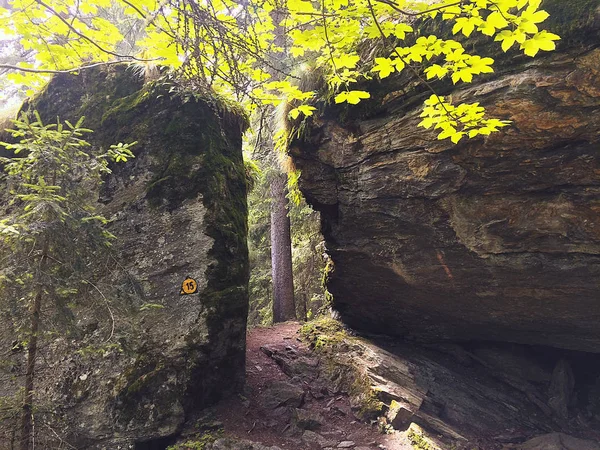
[
  {"x1": 261, "y1": 380, "x2": 305, "y2": 410},
  {"x1": 293, "y1": 407, "x2": 326, "y2": 430},
  {"x1": 301, "y1": 430, "x2": 336, "y2": 448}
]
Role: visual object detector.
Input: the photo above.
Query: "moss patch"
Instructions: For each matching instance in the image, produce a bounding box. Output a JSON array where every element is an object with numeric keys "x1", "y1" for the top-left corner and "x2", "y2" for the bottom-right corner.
[
  {"x1": 111, "y1": 354, "x2": 175, "y2": 427},
  {"x1": 119, "y1": 358, "x2": 165, "y2": 397},
  {"x1": 300, "y1": 317, "x2": 347, "y2": 351},
  {"x1": 27, "y1": 65, "x2": 144, "y2": 132},
  {"x1": 167, "y1": 431, "x2": 223, "y2": 450},
  {"x1": 300, "y1": 318, "x2": 383, "y2": 420},
  {"x1": 541, "y1": 0, "x2": 600, "y2": 45},
  {"x1": 406, "y1": 425, "x2": 439, "y2": 450}
]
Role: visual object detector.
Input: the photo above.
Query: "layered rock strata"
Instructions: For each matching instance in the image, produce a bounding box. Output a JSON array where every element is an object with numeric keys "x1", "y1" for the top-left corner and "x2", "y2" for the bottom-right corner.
[{"x1": 290, "y1": 0, "x2": 600, "y2": 352}]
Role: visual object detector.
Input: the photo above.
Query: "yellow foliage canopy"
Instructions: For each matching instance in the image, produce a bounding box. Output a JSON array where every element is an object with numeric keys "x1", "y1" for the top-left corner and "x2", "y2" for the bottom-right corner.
[{"x1": 0, "y1": 0, "x2": 560, "y2": 142}]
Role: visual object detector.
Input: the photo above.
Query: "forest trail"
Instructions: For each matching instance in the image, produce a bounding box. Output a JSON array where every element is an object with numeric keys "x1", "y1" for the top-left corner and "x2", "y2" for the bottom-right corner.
[{"x1": 211, "y1": 322, "x2": 412, "y2": 450}]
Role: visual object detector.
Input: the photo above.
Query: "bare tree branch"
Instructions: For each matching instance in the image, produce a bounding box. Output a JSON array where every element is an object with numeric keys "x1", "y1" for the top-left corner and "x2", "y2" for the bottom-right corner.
[{"x1": 0, "y1": 59, "x2": 154, "y2": 75}]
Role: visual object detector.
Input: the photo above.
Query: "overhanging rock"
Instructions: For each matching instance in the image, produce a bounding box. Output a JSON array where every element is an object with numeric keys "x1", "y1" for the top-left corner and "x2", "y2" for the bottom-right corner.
[{"x1": 290, "y1": 1, "x2": 600, "y2": 352}]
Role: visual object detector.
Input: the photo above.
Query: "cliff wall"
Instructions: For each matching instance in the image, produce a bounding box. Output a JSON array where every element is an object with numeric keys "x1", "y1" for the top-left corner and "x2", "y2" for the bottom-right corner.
[{"x1": 290, "y1": 1, "x2": 600, "y2": 352}]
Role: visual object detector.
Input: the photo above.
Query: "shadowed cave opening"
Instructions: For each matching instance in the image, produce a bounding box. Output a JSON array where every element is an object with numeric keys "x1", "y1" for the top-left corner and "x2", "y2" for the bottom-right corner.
[
  {"x1": 373, "y1": 333, "x2": 600, "y2": 423},
  {"x1": 565, "y1": 349, "x2": 600, "y2": 416},
  {"x1": 461, "y1": 341, "x2": 600, "y2": 418},
  {"x1": 134, "y1": 435, "x2": 177, "y2": 450}
]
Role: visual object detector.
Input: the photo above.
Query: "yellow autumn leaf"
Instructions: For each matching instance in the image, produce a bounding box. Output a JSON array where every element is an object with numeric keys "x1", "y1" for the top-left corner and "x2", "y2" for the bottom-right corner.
[{"x1": 334, "y1": 90, "x2": 370, "y2": 105}]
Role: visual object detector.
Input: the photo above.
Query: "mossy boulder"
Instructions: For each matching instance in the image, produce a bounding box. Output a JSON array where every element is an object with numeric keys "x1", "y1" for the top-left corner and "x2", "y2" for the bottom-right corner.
[{"x1": 0, "y1": 65, "x2": 249, "y2": 448}]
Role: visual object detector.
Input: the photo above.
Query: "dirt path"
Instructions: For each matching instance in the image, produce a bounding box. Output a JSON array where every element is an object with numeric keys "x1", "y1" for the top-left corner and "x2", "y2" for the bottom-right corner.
[{"x1": 213, "y1": 322, "x2": 411, "y2": 450}]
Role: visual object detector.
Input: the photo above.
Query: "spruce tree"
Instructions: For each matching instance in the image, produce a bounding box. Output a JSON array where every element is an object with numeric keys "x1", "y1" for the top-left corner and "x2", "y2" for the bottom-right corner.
[{"x1": 0, "y1": 111, "x2": 134, "y2": 450}]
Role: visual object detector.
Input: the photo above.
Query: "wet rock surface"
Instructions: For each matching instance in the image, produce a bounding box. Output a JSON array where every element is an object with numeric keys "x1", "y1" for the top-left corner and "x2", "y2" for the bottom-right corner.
[
  {"x1": 260, "y1": 380, "x2": 306, "y2": 410},
  {"x1": 290, "y1": 0, "x2": 600, "y2": 352}
]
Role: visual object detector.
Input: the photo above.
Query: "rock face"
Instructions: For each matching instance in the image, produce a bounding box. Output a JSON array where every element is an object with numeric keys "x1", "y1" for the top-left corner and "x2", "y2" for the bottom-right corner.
[
  {"x1": 0, "y1": 66, "x2": 248, "y2": 448},
  {"x1": 508, "y1": 433, "x2": 600, "y2": 450},
  {"x1": 290, "y1": 1, "x2": 600, "y2": 352},
  {"x1": 298, "y1": 320, "x2": 600, "y2": 448}
]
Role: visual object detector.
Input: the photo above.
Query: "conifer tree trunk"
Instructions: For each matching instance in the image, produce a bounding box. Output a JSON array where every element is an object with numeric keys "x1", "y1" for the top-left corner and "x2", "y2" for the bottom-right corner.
[
  {"x1": 299, "y1": 293, "x2": 308, "y2": 322},
  {"x1": 270, "y1": 172, "x2": 296, "y2": 322},
  {"x1": 20, "y1": 240, "x2": 48, "y2": 450},
  {"x1": 264, "y1": 8, "x2": 296, "y2": 324}
]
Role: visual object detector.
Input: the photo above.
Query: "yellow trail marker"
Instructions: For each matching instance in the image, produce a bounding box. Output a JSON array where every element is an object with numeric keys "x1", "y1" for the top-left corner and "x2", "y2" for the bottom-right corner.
[{"x1": 180, "y1": 276, "x2": 198, "y2": 295}]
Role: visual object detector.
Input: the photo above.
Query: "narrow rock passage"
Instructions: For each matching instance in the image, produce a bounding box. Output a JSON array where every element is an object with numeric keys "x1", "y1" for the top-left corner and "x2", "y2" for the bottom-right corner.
[
  {"x1": 212, "y1": 322, "x2": 411, "y2": 450},
  {"x1": 174, "y1": 322, "x2": 600, "y2": 450}
]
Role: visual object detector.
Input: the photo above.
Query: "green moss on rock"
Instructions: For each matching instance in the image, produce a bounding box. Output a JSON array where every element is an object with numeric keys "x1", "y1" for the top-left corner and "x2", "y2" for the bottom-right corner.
[
  {"x1": 407, "y1": 426, "x2": 439, "y2": 450},
  {"x1": 300, "y1": 318, "x2": 383, "y2": 420},
  {"x1": 28, "y1": 65, "x2": 144, "y2": 130},
  {"x1": 300, "y1": 317, "x2": 347, "y2": 351},
  {"x1": 542, "y1": 0, "x2": 600, "y2": 44},
  {"x1": 167, "y1": 431, "x2": 223, "y2": 450},
  {"x1": 116, "y1": 357, "x2": 165, "y2": 397},
  {"x1": 22, "y1": 65, "x2": 250, "y2": 445}
]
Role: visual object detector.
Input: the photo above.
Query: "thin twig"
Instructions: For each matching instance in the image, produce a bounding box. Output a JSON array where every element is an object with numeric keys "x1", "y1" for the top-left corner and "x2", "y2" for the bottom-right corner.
[
  {"x1": 119, "y1": 0, "x2": 147, "y2": 18},
  {"x1": 34, "y1": 0, "x2": 152, "y2": 62},
  {"x1": 35, "y1": 0, "x2": 144, "y2": 61},
  {"x1": 43, "y1": 422, "x2": 77, "y2": 450},
  {"x1": 0, "y1": 60, "x2": 152, "y2": 75},
  {"x1": 321, "y1": 0, "x2": 339, "y2": 77},
  {"x1": 84, "y1": 279, "x2": 115, "y2": 343},
  {"x1": 373, "y1": 0, "x2": 462, "y2": 17}
]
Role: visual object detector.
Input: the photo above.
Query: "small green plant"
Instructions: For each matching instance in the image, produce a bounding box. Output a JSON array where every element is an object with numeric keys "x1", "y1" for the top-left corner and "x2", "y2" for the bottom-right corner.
[
  {"x1": 243, "y1": 156, "x2": 262, "y2": 192},
  {"x1": 140, "y1": 303, "x2": 166, "y2": 312},
  {"x1": 166, "y1": 431, "x2": 222, "y2": 450},
  {"x1": 75, "y1": 343, "x2": 122, "y2": 359},
  {"x1": 0, "y1": 111, "x2": 135, "y2": 449}
]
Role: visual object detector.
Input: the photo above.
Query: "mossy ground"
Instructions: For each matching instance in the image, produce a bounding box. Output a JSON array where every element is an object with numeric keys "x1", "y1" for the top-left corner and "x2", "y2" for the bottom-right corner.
[
  {"x1": 167, "y1": 431, "x2": 223, "y2": 450},
  {"x1": 300, "y1": 318, "x2": 383, "y2": 420}
]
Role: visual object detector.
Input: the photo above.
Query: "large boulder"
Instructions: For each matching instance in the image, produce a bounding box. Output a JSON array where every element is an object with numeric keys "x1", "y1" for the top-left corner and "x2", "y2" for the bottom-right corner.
[
  {"x1": 0, "y1": 66, "x2": 248, "y2": 448},
  {"x1": 290, "y1": 1, "x2": 600, "y2": 352}
]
